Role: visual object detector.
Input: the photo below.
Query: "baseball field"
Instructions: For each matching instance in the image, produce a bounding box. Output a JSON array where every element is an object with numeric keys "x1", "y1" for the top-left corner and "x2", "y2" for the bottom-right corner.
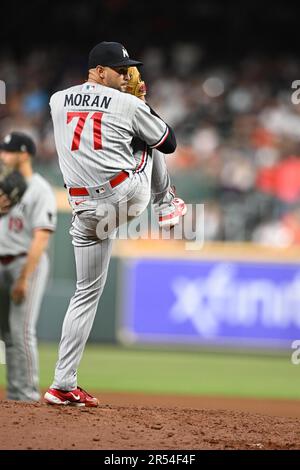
[{"x1": 1, "y1": 343, "x2": 300, "y2": 450}]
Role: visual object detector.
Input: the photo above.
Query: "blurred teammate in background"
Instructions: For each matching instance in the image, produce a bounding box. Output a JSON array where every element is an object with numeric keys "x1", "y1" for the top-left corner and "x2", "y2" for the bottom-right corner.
[{"x1": 0, "y1": 132, "x2": 57, "y2": 402}]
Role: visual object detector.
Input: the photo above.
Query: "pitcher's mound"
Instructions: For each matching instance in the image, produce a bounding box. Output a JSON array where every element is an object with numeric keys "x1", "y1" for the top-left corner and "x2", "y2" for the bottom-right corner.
[{"x1": 0, "y1": 399, "x2": 299, "y2": 450}]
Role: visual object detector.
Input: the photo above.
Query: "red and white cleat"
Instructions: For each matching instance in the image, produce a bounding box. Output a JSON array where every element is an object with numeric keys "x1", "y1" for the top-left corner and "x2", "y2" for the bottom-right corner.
[
  {"x1": 44, "y1": 386, "x2": 99, "y2": 407},
  {"x1": 158, "y1": 197, "x2": 187, "y2": 229}
]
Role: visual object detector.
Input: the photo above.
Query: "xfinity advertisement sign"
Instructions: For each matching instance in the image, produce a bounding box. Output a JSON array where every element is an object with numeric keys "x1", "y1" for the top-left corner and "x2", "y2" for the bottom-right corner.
[{"x1": 120, "y1": 259, "x2": 300, "y2": 348}]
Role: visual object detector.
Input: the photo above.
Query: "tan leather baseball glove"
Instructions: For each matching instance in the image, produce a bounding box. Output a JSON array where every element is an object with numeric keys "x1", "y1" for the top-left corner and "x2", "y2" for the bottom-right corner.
[{"x1": 126, "y1": 67, "x2": 147, "y2": 99}]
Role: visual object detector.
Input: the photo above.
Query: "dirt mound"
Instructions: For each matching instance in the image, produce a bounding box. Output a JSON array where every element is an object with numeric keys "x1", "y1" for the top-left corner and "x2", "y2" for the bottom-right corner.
[{"x1": 0, "y1": 400, "x2": 299, "y2": 450}]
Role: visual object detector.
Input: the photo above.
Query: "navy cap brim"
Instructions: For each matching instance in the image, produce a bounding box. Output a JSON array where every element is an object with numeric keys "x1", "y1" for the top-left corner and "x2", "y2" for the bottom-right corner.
[
  {"x1": 0, "y1": 142, "x2": 20, "y2": 152},
  {"x1": 105, "y1": 59, "x2": 143, "y2": 67},
  {"x1": 0, "y1": 139, "x2": 36, "y2": 156}
]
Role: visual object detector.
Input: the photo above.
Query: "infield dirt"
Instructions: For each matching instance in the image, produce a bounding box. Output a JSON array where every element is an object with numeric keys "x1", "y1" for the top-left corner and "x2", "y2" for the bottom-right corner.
[{"x1": 0, "y1": 391, "x2": 300, "y2": 449}]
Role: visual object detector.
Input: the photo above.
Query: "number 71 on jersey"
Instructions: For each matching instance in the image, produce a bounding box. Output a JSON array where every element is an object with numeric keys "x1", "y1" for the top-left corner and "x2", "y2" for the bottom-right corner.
[{"x1": 67, "y1": 111, "x2": 103, "y2": 151}]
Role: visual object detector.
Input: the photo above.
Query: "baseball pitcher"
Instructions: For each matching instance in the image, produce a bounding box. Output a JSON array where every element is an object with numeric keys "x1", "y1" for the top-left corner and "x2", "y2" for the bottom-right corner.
[
  {"x1": 0, "y1": 132, "x2": 57, "y2": 401},
  {"x1": 45, "y1": 42, "x2": 186, "y2": 407}
]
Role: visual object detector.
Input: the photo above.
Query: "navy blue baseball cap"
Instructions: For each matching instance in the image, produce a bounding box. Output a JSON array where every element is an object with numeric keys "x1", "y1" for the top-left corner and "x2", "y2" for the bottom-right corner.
[
  {"x1": 88, "y1": 42, "x2": 143, "y2": 69},
  {"x1": 0, "y1": 132, "x2": 36, "y2": 156}
]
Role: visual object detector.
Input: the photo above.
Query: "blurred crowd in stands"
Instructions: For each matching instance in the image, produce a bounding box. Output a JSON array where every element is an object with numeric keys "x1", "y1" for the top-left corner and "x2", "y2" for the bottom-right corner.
[{"x1": 1, "y1": 45, "x2": 300, "y2": 246}]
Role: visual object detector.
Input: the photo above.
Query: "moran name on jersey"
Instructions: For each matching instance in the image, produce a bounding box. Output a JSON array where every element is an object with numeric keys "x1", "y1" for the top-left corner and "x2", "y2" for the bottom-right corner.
[{"x1": 64, "y1": 94, "x2": 112, "y2": 109}]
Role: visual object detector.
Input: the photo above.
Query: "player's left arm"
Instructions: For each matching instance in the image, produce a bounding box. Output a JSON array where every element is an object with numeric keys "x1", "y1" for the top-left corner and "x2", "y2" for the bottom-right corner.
[
  {"x1": 146, "y1": 105, "x2": 176, "y2": 153},
  {"x1": 127, "y1": 67, "x2": 176, "y2": 154},
  {"x1": 11, "y1": 229, "x2": 52, "y2": 304}
]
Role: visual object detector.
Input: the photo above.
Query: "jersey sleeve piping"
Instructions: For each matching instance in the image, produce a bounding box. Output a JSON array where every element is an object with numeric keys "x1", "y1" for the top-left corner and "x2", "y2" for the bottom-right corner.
[{"x1": 149, "y1": 126, "x2": 169, "y2": 149}]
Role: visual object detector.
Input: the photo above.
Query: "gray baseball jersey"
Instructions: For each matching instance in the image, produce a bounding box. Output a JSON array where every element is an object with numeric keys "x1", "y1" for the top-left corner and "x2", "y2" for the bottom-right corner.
[
  {"x1": 0, "y1": 173, "x2": 57, "y2": 401},
  {"x1": 50, "y1": 82, "x2": 169, "y2": 187},
  {"x1": 0, "y1": 173, "x2": 57, "y2": 255}
]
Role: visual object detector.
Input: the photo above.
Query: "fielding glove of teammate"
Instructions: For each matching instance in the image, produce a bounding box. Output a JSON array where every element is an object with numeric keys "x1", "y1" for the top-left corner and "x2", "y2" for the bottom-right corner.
[
  {"x1": 0, "y1": 162, "x2": 27, "y2": 211},
  {"x1": 126, "y1": 67, "x2": 147, "y2": 99}
]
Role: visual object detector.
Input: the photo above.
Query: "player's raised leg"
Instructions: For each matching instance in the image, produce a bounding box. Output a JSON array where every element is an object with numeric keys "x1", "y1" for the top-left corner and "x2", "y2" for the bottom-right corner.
[{"x1": 151, "y1": 149, "x2": 187, "y2": 229}]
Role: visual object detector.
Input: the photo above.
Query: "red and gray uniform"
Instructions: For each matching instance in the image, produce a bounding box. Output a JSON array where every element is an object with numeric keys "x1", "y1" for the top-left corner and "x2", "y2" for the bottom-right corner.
[
  {"x1": 0, "y1": 174, "x2": 57, "y2": 401},
  {"x1": 50, "y1": 82, "x2": 171, "y2": 187},
  {"x1": 49, "y1": 82, "x2": 176, "y2": 390}
]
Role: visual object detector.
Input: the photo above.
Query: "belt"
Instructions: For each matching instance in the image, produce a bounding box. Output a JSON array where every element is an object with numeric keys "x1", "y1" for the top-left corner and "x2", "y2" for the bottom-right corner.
[
  {"x1": 0, "y1": 253, "x2": 27, "y2": 266},
  {"x1": 68, "y1": 170, "x2": 130, "y2": 197}
]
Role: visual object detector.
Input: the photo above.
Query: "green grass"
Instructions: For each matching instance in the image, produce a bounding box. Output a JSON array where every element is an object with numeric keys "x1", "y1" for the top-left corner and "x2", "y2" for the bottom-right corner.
[{"x1": 1, "y1": 343, "x2": 300, "y2": 400}]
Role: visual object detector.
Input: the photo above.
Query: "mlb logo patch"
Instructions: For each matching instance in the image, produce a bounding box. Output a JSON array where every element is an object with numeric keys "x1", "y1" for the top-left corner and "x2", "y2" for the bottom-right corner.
[{"x1": 83, "y1": 84, "x2": 95, "y2": 91}]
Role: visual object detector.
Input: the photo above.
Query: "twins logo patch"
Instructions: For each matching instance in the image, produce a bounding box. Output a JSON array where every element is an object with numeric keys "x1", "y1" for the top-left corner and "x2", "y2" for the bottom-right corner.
[{"x1": 8, "y1": 217, "x2": 23, "y2": 232}]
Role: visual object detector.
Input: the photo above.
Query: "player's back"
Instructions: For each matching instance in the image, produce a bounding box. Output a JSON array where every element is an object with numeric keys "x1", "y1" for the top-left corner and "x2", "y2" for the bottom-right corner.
[{"x1": 50, "y1": 83, "x2": 140, "y2": 187}]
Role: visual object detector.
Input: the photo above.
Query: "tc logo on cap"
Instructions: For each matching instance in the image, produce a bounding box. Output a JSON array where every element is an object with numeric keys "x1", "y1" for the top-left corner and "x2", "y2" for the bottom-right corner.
[
  {"x1": 122, "y1": 47, "x2": 129, "y2": 58},
  {"x1": 4, "y1": 134, "x2": 11, "y2": 144}
]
